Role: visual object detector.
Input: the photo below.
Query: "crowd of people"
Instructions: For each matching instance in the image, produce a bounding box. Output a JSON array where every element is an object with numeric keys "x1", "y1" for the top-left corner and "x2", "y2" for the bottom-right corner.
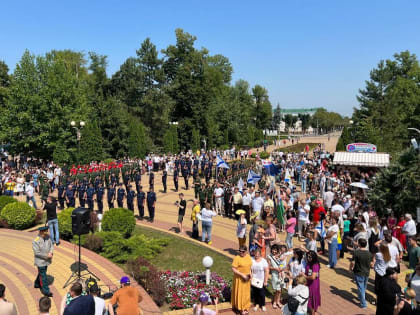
[{"x1": 2, "y1": 142, "x2": 419, "y2": 315}]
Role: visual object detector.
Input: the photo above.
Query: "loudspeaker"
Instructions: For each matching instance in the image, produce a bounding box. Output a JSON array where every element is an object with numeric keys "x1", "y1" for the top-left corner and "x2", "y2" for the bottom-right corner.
[{"x1": 71, "y1": 207, "x2": 91, "y2": 235}]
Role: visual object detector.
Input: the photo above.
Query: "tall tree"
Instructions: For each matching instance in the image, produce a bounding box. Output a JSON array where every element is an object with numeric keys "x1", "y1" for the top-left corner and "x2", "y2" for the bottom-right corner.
[
  {"x1": 353, "y1": 51, "x2": 420, "y2": 153},
  {"x1": 252, "y1": 85, "x2": 272, "y2": 130},
  {"x1": 2, "y1": 50, "x2": 90, "y2": 158}
]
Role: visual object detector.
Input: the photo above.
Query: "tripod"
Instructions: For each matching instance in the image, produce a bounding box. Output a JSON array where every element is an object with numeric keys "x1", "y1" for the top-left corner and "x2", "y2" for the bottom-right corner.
[{"x1": 63, "y1": 234, "x2": 100, "y2": 288}]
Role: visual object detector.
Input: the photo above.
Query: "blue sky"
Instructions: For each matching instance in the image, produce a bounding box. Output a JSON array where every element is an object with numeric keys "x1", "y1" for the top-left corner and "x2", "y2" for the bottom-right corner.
[{"x1": 2, "y1": 1, "x2": 420, "y2": 116}]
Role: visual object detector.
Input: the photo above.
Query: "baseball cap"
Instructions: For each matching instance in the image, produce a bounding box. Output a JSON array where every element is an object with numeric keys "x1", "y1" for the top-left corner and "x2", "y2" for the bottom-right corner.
[
  {"x1": 120, "y1": 276, "x2": 130, "y2": 285},
  {"x1": 199, "y1": 292, "x2": 210, "y2": 303}
]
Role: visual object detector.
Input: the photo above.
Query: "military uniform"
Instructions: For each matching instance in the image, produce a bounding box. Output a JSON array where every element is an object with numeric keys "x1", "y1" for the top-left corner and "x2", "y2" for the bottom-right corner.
[
  {"x1": 96, "y1": 186, "x2": 105, "y2": 213},
  {"x1": 57, "y1": 184, "x2": 66, "y2": 209},
  {"x1": 117, "y1": 186, "x2": 125, "y2": 208},
  {"x1": 78, "y1": 184, "x2": 86, "y2": 207},
  {"x1": 137, "y1": 189, "x2": 146, "y2": 219},
  {"x1": 107, "y1": 186, "x2": 115, "y2": 209},
  {"x1": 149, "y1": 172, "x2": 154, "y2": 188},
  {"x1": 173, "y1": 169, "x2": 179, "y2": 192},
  {"x1": 199, "y1": 184, "x2": 206, "y2": 209},
  {"x1": 65, "y1": 186, "x2": 75, "y2": 207},
  {"x1": 32, "y1": 229, "x2": 53, "y2": 296},
  {"x1": 127, "y1": 187, "x2": 135, "y2": 211},
  {"x1": 86, "y1": 186, "x2": 96, "y2": 210},
  {"x1": 193, "y1": 177, "x2": 201, "y2": 199},
  {"x1": 147, "y1": 190, "x2": 156, "y2": 222},
  {"x1": 162, "y1": 170, "x2": 167, "y2": 193}
]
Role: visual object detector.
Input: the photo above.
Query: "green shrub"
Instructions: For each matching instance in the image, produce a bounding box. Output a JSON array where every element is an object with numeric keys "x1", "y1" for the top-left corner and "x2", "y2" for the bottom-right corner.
[
  {"x1": 250, "y1": 153, "x2": 257, "y2": 158},
  {"x1": 0, "y1": 202, "x2": 36, "y2": 230},
  {"x1": 102, "y1": 208, "x2": 135, "y2": 237},
  {"x1": 98, "y1": 231, "x2": 169, "y2": 264},
  {"x1": 103, "y1": 158, "x2": 114, "y2": 164},
  {"x1": 259, "y1": 151, "x2": 270, "y2": 159},
  {"x1": 58, "y1": 208, "x2": 74, "y2": 239},
  {"x1": 0, "y1": 196, "x2": 17, "y2": 211}
]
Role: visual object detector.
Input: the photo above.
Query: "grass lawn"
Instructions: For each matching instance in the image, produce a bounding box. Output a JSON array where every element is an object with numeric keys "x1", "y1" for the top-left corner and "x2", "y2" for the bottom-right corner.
[
  {"x1": 132, "y1": 225, "x2": 233, "y2": 281},
  {"x1": 276, "y1": 143, "x2": 320, "y2": 153}
]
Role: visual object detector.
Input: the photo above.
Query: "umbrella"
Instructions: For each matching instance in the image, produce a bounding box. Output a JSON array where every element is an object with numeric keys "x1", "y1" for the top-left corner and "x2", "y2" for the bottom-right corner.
[{"x1": 350, "y1": 182, "x2": 369, "y2": 190}]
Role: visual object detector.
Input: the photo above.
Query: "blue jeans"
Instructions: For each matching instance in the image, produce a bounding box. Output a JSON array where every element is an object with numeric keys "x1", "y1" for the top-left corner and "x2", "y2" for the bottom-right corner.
[
  {"x1": 48, "y1": 219, "x2": 60, "y2": 244},
  {"x1": 202, "y1": 221, "x2": 212, "y2": 242},
  {"x1": 355, "y1": 274, "x2": 368, "y2": 308},
  {"x1": 328, "y1": 238, "x2": 338, "y2": 268},
  {"x1": 26, "y1": 196, "x2": 38, "y2": 210},
  {"x1": 286, "y1": 232, "x2": 294, "y2": 249},
  {"x1": 301, "y1": 179, "x2": 306, "y2": 193}
]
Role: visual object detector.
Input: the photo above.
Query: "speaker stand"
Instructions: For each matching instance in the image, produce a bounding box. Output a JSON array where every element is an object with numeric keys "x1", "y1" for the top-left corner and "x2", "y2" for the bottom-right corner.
[{"x1": 63, "y1": 234, "x2": 101, "y2": 288}]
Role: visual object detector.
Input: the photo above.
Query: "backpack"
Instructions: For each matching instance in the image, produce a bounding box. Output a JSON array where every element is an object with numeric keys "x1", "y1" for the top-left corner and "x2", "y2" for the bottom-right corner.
[
  {"x1": 288, "y1": 294, "x2": 308, "y2": 313},
  {"x1": 368, "y1": 230, "x2": 379, "y2": 254}
]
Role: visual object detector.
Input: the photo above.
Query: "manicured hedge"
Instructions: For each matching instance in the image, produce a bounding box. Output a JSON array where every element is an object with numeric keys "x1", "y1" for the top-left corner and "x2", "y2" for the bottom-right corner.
[
  {"x1": 57, "y1": 207, "x2": 75, "y2": 239},
  {"x1": 0, "y1": 195, "x2": 18, "y2": 211},
  {"x1": 102, "y1": 208, "x2": 136, "y2": 237},
  {"x1": 0, "y1": 201, "x2": 36, "y2": 230}
]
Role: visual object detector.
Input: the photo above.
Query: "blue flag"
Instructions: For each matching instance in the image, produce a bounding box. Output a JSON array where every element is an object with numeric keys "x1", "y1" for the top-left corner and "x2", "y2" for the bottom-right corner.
[
  {"x1": 216, "y1": 155, "x2": 229, "y2": 169},
  {"x1": 247, "y1": 170, "x2": 261, "y2": 185},
  {"x1": 262, "y1": 160, "x2": 280, "y2": 176}
]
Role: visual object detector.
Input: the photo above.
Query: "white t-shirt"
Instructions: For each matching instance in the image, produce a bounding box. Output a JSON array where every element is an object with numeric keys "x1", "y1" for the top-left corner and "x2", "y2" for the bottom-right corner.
[
  {"x1": 251, "y1": 258, "x2": 269, "y2": 281},
  {"x1": 201, "y1": 208, "x2": 217, "y2": 222},
  {"x1": 237, "y1": 219, "x2": 247, "y2": 238},
  {"x1": 214, "y1": 187, "x2": 224, "y2": 198},
  {"x1": 252, "y1": 197, "x2": 264, "y2": 212},
  {"x1": 298, "y1": 206, "x2": 308, "y2": 221},
  {"x1": 25, "y1": 185, "x2": 35, "y2": 197},
  {"x1": 403, "y1": 220, "x2": 417, "y2": 236},
  {"x1": 289, "y1": 259, "x2": 305, "y2": 278},
  {"x1": 327, "y1": 224, "x2": 339, "y2": 243},
  {"x1": 242, "y1": 193, "x2": 252, "y2": 206},
  {"x1": 93, "y1": 296, "x2": 106, "y2": 315}
]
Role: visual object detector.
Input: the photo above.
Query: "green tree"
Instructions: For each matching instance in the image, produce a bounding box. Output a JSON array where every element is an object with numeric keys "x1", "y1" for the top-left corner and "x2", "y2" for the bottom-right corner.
[
  {"x1": 298, "y1": 113, "x2": 311, "y2": 134},
  {"x1": 80, "y1": 121, "x2": 104, "y2": 163},
  {"x1": 284, "y1": 114, "x2": 297, "y2": 133},
  {"x1": 191, "y1": 128, "x2": 200, "y2": 151},
  {"x1": 2, "y1": 50, "x2": 89, "y2": 159},
  {"x1": 127, "y1": 117, "x2": 149, "y2": 158},
  {"x1": 252, "y1": 85, "x2": 272, "y2": 130},
  {"x1": 354, "y1": 51, "x2": 420, "y2": 153},
  {"x1": 368, "y1": 148, "x2": 420, "y2": 217},
  {"x1": 272, "y1": 103, "x2": 282, "y2": 130}
]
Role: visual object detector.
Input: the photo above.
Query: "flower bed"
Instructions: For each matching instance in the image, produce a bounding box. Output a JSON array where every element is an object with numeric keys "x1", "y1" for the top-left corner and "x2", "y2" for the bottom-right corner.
[{"x1": 160, "y1": 271, "x2": 231, "y2": 310}]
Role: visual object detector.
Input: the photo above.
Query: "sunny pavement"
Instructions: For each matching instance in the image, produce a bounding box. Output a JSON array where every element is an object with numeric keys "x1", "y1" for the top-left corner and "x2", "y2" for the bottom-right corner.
[{"x1": 0, "y1": 228, "x2": 160, "y2": 315}]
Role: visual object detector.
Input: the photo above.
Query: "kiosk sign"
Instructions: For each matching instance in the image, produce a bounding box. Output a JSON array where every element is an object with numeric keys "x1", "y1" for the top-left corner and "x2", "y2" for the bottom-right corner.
[{"x1": 346, "y1": 143, "x2": 377, "y2": 153}]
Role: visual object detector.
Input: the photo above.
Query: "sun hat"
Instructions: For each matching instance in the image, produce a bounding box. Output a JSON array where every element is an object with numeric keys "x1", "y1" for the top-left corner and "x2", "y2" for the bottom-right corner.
[{"x1": 235, "y1": 209, "x2": 246, "y2": 215}]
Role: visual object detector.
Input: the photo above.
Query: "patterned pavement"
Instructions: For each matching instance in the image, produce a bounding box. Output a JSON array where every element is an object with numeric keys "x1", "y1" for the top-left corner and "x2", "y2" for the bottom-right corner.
[{"x1": 0, "y1": 229, "x2": 160, "y2": 315}]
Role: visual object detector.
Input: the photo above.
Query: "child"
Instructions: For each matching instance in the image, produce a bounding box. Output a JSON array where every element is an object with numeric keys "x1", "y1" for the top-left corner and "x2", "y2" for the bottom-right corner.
[
  {"x1": 301, "y1": 230, "x2": 317, "y2": 253},
  {"x1": 237, "y1": 212, "x2": 247, "y2": 248},
  {"x1": 278, "y1": 245, "x2": 293, "y2": 284},
  {"x1": 267, "y1": 245, "x2": 283, "y2": 309},
  {"x1": 253, "y1": 225, "x2": 266, "y2": 257}
]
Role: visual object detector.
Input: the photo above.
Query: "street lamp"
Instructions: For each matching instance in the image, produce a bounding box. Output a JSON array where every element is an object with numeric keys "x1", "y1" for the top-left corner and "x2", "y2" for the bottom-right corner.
[
  {"x1": 202, "y1": 256, "x2": 213, "y2": 285},
  {"x1": 202, "y1": 139, "x2": 207, "y2": 152},
  {"x1": 71, "y1": 121, "x2": 85, "y2": 159},
  {"x1": 408, "y1": 127, "x2": 420, "y2": 134}
]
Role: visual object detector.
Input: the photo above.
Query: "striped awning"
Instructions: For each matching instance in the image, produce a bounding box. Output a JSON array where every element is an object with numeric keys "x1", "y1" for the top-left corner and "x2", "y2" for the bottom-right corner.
[{"x1": 333, "y1": 152, "x2": 390, "y2": 167}]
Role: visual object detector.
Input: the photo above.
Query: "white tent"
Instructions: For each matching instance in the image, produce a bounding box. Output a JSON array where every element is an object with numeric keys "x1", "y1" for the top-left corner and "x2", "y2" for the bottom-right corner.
[{"x1": 333, "y1": 152, "x2": 390, "y2": 168}]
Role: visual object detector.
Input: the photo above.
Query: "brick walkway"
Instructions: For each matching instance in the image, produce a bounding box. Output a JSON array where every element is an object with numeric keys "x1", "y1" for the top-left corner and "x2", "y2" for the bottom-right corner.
[{"x1": 0, "y1": 229, "x2": 160, "y2": 315}]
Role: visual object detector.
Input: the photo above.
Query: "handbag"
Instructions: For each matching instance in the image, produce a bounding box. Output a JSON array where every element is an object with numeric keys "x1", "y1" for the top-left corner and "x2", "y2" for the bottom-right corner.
[
  {"x1": 288, "y1": 294, "x2": 308, "y2": 313},
  {"x1": 251, "y1": 277, "x2": 263, "y2": 289}
]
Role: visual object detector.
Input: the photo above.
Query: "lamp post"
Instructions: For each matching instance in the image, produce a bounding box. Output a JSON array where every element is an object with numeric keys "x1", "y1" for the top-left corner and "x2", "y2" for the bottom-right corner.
[
  {"x1": 71, "y1": 121, "x2": 85, "y2": 160},
  {"x1": 408, "y1": 127, "x2": 420, "y2": 135},
  {"x1": 202, "y1": 256, "x2": 213, "y2": 285},
  {"x1": 202, "y1": 139, "x2": 207, "y2": 153}
]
